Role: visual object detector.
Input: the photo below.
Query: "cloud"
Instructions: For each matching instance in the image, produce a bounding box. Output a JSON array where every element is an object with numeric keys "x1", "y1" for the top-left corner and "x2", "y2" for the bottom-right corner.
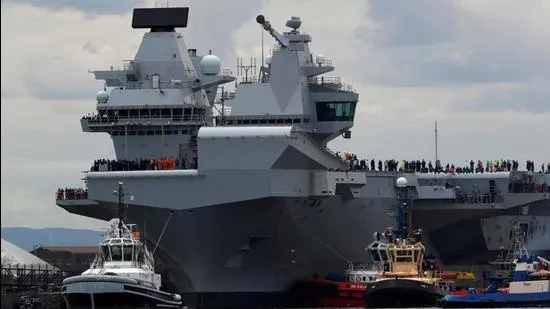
[
  {"x1": 357, "y1": 0, "x2": 458, "y2": 47},
  {"x1": 2, "y1": 0, "x2": 145, "y2": 16},
  {"x1": 352, "y1": 0, "x2": 550, "y2": 98}
]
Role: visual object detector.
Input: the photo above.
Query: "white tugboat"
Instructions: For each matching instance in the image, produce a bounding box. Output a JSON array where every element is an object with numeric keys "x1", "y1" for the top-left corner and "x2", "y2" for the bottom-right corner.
[{"x1": 61, "y1": 182, "x2": 184, "y2": 308}]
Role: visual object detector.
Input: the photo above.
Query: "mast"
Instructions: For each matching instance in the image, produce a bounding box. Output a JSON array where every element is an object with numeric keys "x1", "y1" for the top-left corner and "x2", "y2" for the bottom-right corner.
[
  {"x1": 435, "y1": 121, "x2": 438, "y2": 163},
  {"x1": 261, "y1": 23, "x2": 264, "y2": 69},
  {"x1": 395, "y1": 177, "x2": 409, "y2": 240},
  {"x1": 117, "y1": 181, "x2": 124, "y2": 237}
]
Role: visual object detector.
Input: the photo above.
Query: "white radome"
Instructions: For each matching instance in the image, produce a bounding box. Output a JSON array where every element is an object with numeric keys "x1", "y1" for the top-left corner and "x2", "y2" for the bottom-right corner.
[
  {"x1": 315, "y1": 54, "x2": 325, "y2": 64},
  {"x1": 96, "y1": 90, "x2": 109, "y2": 104},
  {"x1": 200, "y1": 54, "x2": 221, "y2": 75},
  {"x1": 396, "y1": 177, "x2": 408, "y2": 187}
]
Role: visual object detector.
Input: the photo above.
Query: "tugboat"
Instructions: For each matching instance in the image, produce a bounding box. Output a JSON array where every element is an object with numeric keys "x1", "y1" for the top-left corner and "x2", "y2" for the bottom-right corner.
[
  {"x1": 488, "y1": 222, "x2": 531, "y2": 285},
  {"x1": 61, "y1": 182, "x2": 184, "y2": 308},
  {"x1": 288, "y1": 263, "x2": 379, "y2": 307},
  {"x1": 363, "y1": 177, "x2": 447, "y2": 308},
  {"x1": 440, "y1": 255, "x2": 550, "y2": 308}
]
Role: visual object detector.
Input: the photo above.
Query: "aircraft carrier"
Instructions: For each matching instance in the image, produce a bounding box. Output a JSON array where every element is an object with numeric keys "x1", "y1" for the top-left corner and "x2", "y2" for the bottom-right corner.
[{"x1": 56, "y1": 7, "x2": 550, "y2": 308}]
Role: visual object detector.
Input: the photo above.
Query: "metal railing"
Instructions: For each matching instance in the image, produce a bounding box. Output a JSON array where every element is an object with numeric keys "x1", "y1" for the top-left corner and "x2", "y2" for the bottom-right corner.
[
  {"x1": 215, "y1": 90, "x2": 236, "y2": 101},
  {"x1": 308, "y1": 76, "x2": 341, "y2": 85},
  {"x1": 123, "y1": 60, "x2": 138, "y2": 73},
  {"x1": 1, "y1": 265, "x2": 62, "y2": 288},
  {"x1": 346, "y1": 263, "x2": 376, "y2": 272},
  {"x1": 307, "y1": 76, "x2": 356, "y2": 93},
  {"x1": 449, "y1": 192, "x2": 504, "y2": 204},
  {"x1": 56, "y1": 188, "x2": 88, "y2": 200},
  {"x1": 82, "y1": 114, "x2": 208, "y2": 124},
  {"x1": 239, "y1": 76, "x2": 259, "y2": 84},
  {"x1": 307, "y1": 58, "x2": 333, "y2": 67},
  {"x1": 192, "y1": 67, "x2": 234, "y2": 77}
]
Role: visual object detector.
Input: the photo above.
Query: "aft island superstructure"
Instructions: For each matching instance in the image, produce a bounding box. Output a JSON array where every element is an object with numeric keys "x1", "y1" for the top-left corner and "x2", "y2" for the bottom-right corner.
[{"x1": 57, "y1": 6, "x2": 550, "y2": 309}]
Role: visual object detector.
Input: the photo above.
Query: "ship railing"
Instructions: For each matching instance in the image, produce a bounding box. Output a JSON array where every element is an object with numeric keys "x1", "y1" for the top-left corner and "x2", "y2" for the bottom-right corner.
[
  {"x1": 238, "y1": 76, "x2": 259, "y2": 84},
  {"x1": 192, "y1": 67, "x2": 234, "y2": 77},
  {"x1": 452, "y1": 192, "x2": 504, "y2": 204},
  {"x1": 220, "y1": 68, "x2": 233, "y2": 77},
  {"x1": 56, "y1": 188, "x2": 88, "y2": 200},
  {"x1": 83, "y1": 114, "x2": 208, "y2": 124},
  {"x1": 340, "y1": 83, "x2": 355, "y2": 93},
  {"x1": 126, "y1": 80, "x2": 192, "y2": 89},
  {"x1": 322, "y1": 145, "x2": 343, "y2": 161},
  {"x1": 305, "y1": 56, "x2": 333, "y2": 67},
  {"x1": 215, "y1": 89, "x2": 236, "y2": 101},
  {"x1": 308, "y1": 76, "x2": 341, "y2": 86},
  {"x1": 307, "y1": 76, "x2": 356, "y2": 93},
  {"x1": 122, "y1": 60, "x2": 139, "y2": 73},
  {"x1": 346, "y1": 263, "x2": 376, "y2": 272}
]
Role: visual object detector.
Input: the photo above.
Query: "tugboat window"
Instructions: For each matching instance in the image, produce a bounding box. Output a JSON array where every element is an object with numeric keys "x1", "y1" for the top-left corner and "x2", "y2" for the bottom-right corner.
[
  {"x1": 380, "y1": 250, "x2": 388, "y2": 261},
  {"x1": 111, "y1": 245, "x2": 122, "y2": 261},
  {"x1": 102, "y1": 245, "x2": 111, "y2": 261},
  {"x1": 370, "y1": 249, "x2": 381, "y2": 261},
  {"x1": 123, "y1": 245, "x2": 133, "y2": 262},
  {"x1": 316, "y1": 102, "x2": 357, "y2": 122}
]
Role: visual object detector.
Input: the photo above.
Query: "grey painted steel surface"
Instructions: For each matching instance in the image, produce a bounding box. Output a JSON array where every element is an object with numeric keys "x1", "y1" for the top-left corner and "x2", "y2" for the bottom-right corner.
[{"x1": 57, "y1": 8, "x2": 550, "y2": 306}]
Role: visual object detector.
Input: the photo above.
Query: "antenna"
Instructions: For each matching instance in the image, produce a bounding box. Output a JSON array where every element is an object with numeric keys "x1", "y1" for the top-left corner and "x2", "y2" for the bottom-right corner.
[
  {"x1": 435, "y1": 121, "x2": 438, "y2": 162},
  {"x1": 220, "y1": 86, "x2": 225, "y2": 126},
  {"x1": 236, "y1": 57, "x2": 257, "y2": 83},
  {"x1": 261, "y1": 24, "x2": 265, "y2": 68},
  {"x1": 116, "y1": 181, "x2": 125, "y2": 237}
]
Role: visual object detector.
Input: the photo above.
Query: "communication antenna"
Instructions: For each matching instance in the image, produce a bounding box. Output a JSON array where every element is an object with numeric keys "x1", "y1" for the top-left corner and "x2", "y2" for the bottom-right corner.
[
  {"x1": 261, "y1": 24, "x2": 265, "y2": 68},
  {"x1": 236, "y1": 57, "x2": 257, "y2": 83},
  {"x1": 435, "y1": 121, "x2": 439, "y2": 162}
]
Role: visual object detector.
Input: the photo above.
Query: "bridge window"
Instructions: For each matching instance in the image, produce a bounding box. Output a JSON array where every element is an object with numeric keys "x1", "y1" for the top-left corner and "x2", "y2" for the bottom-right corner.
[
  {"x1": 370, "y1": 249, "x2": 381, "y2": 261},
  {"x1": 123, "y1": 245, "x2": 133, "y2": 262},
  {"x1": 379, "y1": 250, "x2": 388, "y2": 261},
  {"x1": 316, "y1": 102, "x2": 357, "y2": 122},
  {"x1": 101, "y1": 245, "x2": 111, "y2": 261},
  {"x1": 110, "y1": 245, "x2": 122, "y2": 261}
]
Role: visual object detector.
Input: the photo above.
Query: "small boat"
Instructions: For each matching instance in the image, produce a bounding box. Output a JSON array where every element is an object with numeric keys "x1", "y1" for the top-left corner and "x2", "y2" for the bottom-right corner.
[
  {"x1": 61, "y1": 182, "x2": 184, "y2": 309},
  {"x1": 363, "y1": 177, "x2": 448, "y2": 308},
  {"x1": 439, "y1": 256, "x2": 550, "y2": 308},
  {"x1": 363, "y1": 228, "x2": 448, "y2": 308},
  {"x1": 288, "y1": 263, "x2": 378, "y2": 307}
]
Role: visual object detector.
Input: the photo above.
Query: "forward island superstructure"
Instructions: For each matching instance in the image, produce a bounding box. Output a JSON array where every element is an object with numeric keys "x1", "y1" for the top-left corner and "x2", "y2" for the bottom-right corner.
[{"x1": 57, "y1": 6, "x2": 550, "y2": 308}]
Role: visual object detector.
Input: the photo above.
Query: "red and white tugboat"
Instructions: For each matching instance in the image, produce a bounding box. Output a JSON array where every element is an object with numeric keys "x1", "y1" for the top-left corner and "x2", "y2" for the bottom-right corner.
[{"x1": 288, "y1": 262, "x2": 379, "y2": 307}]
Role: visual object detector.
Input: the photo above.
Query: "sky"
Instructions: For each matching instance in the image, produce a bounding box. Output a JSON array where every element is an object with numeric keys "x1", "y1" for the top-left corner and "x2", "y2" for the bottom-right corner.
[{"x1": 1, "y1": 0, "x2": 549, "y2": 229}]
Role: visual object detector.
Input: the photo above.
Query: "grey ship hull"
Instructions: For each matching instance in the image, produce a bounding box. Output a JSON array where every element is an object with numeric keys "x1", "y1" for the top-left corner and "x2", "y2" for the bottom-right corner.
[
  {"x1": 59, "y1": 172, "x2": 550, "y2": 308},
  {"x1": 61, "y1": 195, "x2": 394, "y2": 308}
]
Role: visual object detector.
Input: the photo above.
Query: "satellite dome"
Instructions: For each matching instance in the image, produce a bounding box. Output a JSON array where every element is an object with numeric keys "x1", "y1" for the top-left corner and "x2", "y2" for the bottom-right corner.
[
  {"x1": 96, "y1": 90, "x2": 109, "y2": 104},
  {"x1": 315, "y1": 54, "x2": 325, "y2": 64},
  {"x1": 396, "y1": 177, "x2": 408, "y2": 188},
  {"x1": 265, "y1": 55, "x2": 272, "y2": 65},
  {"x1": 200, "y1": 54, "x2": 221, "y2": 75}
]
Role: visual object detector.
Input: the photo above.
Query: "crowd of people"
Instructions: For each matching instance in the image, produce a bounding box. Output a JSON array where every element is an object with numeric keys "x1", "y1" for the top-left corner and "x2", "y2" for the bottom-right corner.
[
  {"x1": 82, "y1": 113, "x2": 107, "y2": 121},
  {"x1": 336, "y1": 152, "x2": 550, "y2": 175},
  {"x1": 56, "y1": 188, "x2": 88, "y2": 200},
  {"x1": 90, "y1": 157, "x2": 198, "y2": 172}
]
